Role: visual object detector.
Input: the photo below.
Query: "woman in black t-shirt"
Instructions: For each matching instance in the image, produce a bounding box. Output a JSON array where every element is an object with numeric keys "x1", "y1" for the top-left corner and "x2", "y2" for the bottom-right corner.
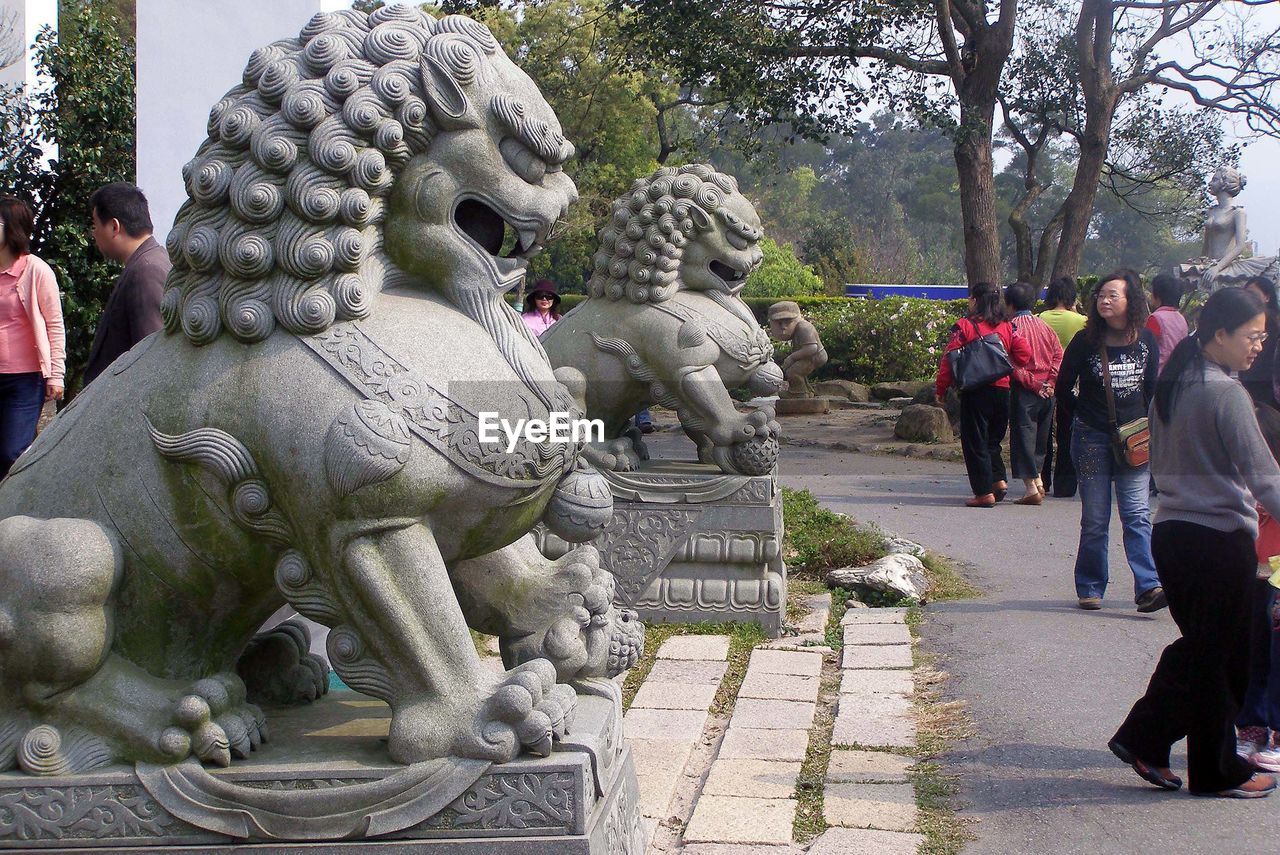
[{"x1": 1056, "y1": 272, "x2": 1162, "y2": 613}]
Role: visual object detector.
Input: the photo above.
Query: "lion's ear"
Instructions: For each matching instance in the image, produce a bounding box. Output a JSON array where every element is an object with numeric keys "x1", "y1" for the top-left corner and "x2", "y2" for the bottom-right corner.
[
  {"x1": 420, "y1": 54, "x2": 480, "y2": 131},
  {"x1": 688, "y1": 205, "x2": 712, "y2": 233}
]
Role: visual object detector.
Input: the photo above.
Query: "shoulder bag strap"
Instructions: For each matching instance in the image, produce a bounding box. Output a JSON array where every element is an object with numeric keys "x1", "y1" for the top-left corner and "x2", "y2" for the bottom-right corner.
[{"x1": 1098, "y1": 341, "x2": 1119, "y2": 431}]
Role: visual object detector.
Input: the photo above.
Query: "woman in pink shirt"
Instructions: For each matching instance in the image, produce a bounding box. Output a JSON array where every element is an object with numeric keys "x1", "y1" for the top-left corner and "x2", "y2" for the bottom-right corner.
[
  {"x1": 0, "y1": 196, "x2": 64, "y2": 478},
  {"x1": 520, "y1": 280, "x2": 561, "y2": 337}
]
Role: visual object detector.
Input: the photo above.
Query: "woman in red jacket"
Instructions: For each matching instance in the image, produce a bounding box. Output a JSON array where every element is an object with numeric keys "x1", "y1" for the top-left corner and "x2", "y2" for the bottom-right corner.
[{"x1": 936, "y1": 281, "x2": 1031, "y2": 507}]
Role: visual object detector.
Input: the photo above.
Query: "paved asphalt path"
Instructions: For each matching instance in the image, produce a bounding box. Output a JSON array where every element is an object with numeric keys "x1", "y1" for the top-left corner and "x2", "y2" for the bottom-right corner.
[{"x1": 771, "y1": 445, "x2": 1278, "y2": 855}]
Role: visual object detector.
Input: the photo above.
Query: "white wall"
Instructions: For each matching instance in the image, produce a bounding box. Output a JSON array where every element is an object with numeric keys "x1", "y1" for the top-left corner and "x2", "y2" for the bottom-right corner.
[
  {"x1": 0, "y1": 0, "x2": 57, "y2": 89},
  {"x1": 136, "y1": 0, "x2": 322, "y2": 243}
]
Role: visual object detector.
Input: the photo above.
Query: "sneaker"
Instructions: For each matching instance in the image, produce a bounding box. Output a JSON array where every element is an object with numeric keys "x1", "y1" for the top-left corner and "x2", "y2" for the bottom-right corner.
[
  {"x1": 1135, "y1": 586, "x2": 1168, "y2": 613},
  {"x1": 1250, "y1": 743, "x2": 1280, "y2": 772},
  {"x1": 1238, "y1": 726, "x2": 1269, "y2": 760},
  {"x1": 1078, "y1": 597, "x2": 1103, "y2": 610},
  {"x1": 1194, "y1": 772, "x2": 1277, "y2": 799}
]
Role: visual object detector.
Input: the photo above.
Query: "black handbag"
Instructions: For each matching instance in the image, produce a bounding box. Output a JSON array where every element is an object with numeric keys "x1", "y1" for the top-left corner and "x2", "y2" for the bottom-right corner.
[{"x1": 947, "y1": 318, "x2": 1013, "y2": 392}]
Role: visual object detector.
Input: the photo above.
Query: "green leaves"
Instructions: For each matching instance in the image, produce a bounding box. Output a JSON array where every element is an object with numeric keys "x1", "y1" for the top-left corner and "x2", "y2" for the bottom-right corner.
[{"x1": 0, "y1": 0, "x2": 135, "y2": 391}]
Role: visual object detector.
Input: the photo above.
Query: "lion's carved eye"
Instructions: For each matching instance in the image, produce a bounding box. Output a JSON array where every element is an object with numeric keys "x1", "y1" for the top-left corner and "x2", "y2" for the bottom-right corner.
[{"x1": 500, "y1": 137, "x2": 547, "y2": 185}]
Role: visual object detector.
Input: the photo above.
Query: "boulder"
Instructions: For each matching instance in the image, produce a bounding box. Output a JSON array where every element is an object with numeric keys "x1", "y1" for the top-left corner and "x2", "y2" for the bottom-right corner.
[
  {"x1": 827, "y1": 554, "x2": 929, "y2": 603},
  {"x1": 871, "y1": 380, "x2": 933, "y2": 401},
  {"x1": 815, "y1": 379, "x2": 871, "y2": 402},
  {"x1": 894, "y1": 404, "x2": 953, "y2": 442},
  {"x1": 884, "y1": 536, "x2": 926, "y2": 558},
  {"x1": 910, "y1": 386, "x2": 936, "y2": 406}
]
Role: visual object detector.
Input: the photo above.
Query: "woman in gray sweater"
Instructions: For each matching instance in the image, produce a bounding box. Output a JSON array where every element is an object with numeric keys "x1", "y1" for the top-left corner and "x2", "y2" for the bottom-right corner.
[{"x1": 1110, "y1": 287, "x2": 1280, "y2": 798}]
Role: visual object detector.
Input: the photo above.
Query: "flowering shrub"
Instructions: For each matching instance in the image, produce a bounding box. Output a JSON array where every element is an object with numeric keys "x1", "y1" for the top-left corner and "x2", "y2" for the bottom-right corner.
[{"x1": 743, "y1": 296, "x2": 968, "y2": 383}]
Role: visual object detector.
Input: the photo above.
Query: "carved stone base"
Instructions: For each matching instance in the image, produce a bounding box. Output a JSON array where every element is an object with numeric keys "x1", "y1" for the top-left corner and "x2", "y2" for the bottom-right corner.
[
  {"x1": 774, "y1": 397, "x2": 829, "y2": 415},
  {"x1": 0, "y1": 687, "x2": 642, "y2": 854},
  {"x1": 536, "y1": 461, "x2": 786, "y2": 636}
]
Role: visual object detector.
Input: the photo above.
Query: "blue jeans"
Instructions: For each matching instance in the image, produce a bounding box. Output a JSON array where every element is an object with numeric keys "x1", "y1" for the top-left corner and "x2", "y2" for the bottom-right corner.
[
  {"x1": 0, "y1": 371, "x2": 45, "y2": 479},
  {"x1": 1070, "y1": 420, "x2": 1160, "y2": 600},
  {"x1": 1238, "y1": 578, "x2": 1280, "y2": 731}
]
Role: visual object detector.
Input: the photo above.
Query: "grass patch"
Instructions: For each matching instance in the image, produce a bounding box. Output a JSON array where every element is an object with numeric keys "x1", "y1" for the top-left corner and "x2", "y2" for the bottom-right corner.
[
  {"x1": 782, "y1": 487, "x2": 885, "y2": 579},
  {"x1": 921, "y1": 552, "x2": 981, "y2": 602},
  {"x1": 793, "y1": 644, "x2": 842, "y2": 843},
  {"x1": 621, "y1": 620, "x2": 766, "y2": 715},
  {"x1": 905, "y1": 605, "x2": 978, "y2": 855}
]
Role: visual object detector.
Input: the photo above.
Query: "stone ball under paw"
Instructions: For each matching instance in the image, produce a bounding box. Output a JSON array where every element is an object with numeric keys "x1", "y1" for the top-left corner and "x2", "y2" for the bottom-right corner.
[{"x1": 730, "y1": 434, "x2": 779, "y2": 476}]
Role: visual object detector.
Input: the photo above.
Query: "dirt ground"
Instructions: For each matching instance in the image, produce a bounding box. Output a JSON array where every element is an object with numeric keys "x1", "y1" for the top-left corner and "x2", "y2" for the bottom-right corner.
[{"x1": 648, "y1": 402, "x2": 965, "y2": 462}]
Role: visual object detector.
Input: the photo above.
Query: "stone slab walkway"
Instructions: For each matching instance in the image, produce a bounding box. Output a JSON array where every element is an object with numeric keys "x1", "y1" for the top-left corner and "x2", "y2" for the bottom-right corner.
[{"x1": 626, "y1": 635, "x2": 729, "y2": 841}]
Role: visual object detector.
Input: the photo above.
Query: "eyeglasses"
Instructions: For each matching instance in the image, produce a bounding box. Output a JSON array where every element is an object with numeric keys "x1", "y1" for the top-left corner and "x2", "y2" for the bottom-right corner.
[
  {"x1": 1095, "y1": 293, "x2": 1125, "y2": 303},
  {"x1": 534, "y1": 295, "x2": 554, "y2": 301},
  {"x1": 1245, "y1": 332, "x2": 1269, "y2": 344}
]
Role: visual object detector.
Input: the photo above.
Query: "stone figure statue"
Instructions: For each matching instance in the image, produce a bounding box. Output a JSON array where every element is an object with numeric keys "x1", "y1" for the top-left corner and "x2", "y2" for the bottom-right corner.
[
  {"x1": 540, "y1": 165, "x2": 784, "y2": 477},
  {"x1": 767, "y1": 301, "x2": 828, "y2": 398},
  {"x1": 1181, "y1": 165, "x2": 1279, "y2": 291},
  {"x1": 0, "y1": 5, "x2": 642, "y2": 781}
]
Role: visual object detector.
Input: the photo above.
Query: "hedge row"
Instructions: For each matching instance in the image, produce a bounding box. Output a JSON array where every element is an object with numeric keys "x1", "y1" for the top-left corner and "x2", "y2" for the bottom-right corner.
[{"x1": 517, "y1": 289, "x2": 1106, "y2": 385}]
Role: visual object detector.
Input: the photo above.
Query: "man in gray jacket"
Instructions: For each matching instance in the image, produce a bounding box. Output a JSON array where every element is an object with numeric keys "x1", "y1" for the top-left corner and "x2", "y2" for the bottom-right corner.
[{"x1": 82, "y1": 183, "x2": 171, "y2": 386}]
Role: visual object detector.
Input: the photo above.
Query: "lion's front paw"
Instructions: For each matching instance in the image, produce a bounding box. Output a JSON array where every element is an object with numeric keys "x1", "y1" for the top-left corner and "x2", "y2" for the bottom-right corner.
[
  {"x1": 162, "y1": 673, "x2": 267, "y2": 768},
  {"x1": 389, "y1": 659, "x2": 576, "y2": 764},
  {"x1": 479, "y1": 660, "x2": 577, "y2": 758}
]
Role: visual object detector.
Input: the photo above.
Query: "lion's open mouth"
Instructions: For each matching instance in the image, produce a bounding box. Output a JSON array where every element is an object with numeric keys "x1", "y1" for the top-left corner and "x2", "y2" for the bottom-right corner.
[
  {"x1": 455, "y1": 198, "x2": 544, "y2": 261},
  {"x1": 710, "y1": 259, "x2": 748, "y2": 288}
]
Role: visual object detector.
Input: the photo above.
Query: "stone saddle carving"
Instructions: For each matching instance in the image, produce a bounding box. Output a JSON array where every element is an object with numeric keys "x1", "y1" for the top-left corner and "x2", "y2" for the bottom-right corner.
[
  {"x1": 0, "y1": 8, "x2": 643, "y2": 836},
  {"x1": 540, "y1": 165, "x2": 785, "y2": 477}
]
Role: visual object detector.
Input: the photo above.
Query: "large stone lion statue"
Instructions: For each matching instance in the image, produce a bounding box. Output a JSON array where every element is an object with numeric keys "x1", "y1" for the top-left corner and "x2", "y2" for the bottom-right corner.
[
  {"x1": 0, "y1": 6, "x2": 640, "y2": 777},
  {"x1": 541, "y1": 165, "x2": 783, "y2": 476}
]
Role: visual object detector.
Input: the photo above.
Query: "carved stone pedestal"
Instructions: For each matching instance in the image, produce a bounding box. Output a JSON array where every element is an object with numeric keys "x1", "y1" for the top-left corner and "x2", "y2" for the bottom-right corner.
[
  {"x1": 537, "y1": 462, "x2": 786, "y2": 636},
  {"x1": 0, "y1": 687, "x2": 641, "y2": 854}
]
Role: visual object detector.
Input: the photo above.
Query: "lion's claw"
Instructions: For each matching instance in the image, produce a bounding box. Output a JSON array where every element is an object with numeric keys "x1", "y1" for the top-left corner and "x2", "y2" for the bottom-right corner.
[{"x1": 164, "y1": 672, "x2": 266, "y2": 767}]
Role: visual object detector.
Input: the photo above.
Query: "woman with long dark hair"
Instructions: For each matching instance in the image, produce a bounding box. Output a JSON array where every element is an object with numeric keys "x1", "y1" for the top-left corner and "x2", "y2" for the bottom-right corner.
[
  {"x1": 1056, "y1": 272, "x2": 1162, "y2": 611},
  {"x1": 936, "y1": 281, "x2": 1030, "y2": 507},
  {"x1": 1110, "y1": 287, "x2": 1280, "y2": 798},
  {"x1": 1240, "y1": 275, "x2": 1278, "y2": 408}
]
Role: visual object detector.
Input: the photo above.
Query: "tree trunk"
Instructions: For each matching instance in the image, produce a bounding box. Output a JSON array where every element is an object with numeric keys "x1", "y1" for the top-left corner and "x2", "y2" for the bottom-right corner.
[
  {"x1": 1051, "y1": 0, "x2": 1116, "y2": 281},
  {"x1": 954, "y1": 108, "x2": 1003, "y2": 286},
  {"x1": 1049, "y1": 114, "x2": 1112, "y2": 280}
]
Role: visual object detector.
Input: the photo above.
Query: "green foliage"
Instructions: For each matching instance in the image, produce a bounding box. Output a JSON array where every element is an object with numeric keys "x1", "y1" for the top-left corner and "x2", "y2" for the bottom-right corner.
[
  {"x1": 801, "y1": 298, "x2": 966, "y2": 384},
  {"x1": 782, "y1": 487, "x2": 886, "y2": 576},
  {"x1": 0, "y1": 0, "x2": 135, "y2": 389},
  {"x1": 445, "y1": 0, "x2": 666, "y2": 291},
  {"x1": 743, "y1": 238, "x2": 823, "y2": 298}
]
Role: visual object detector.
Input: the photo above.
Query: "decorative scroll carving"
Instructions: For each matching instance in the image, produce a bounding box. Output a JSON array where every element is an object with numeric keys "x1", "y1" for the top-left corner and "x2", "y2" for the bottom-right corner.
[
  {"x1": 651, "y1": 298, "x2": 772, "y2": 370},
  {"x1": 596, "y1": 508, "x2": 701, "y2": 605},
  {"x1": 148, "y1": 419, "x2": 295, "y2": 546},
  {"x1": 305, "y1": 322, "x2": 576, "y2": 488},
  {"x1": 0, "y1": 786, "x2": 187, "y2": 841},
  {"x1": 435, "y1": 771, "x2": 575, "y2": 831}
]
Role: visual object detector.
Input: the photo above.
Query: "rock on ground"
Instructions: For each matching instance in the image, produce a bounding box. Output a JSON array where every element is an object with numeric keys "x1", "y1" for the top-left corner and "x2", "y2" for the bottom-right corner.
[
  {"x1": 827, "y1": 554, "x2": 929, "y2": 602},
  {"x1": 871, "y1": 380, "x2": 933, "y2": 401},
  {"x1": 815, "y1": 379, "x2": 871, "y2": 402},
  {"x1": 894, "y1": 404, "x2": 952, "y2": 442}
]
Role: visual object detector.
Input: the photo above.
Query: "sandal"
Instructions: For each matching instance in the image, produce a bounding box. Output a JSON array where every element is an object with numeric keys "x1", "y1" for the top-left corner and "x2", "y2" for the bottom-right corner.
[{"x1": 1108, "y1": 739, "x2": 1182, "y2": 791}]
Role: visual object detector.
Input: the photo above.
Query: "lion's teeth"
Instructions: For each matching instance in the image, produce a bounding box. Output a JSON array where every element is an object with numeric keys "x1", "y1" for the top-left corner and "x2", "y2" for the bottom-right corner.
[{"x1": 518, "y1": 228, "x2": 538, "y2": 252}]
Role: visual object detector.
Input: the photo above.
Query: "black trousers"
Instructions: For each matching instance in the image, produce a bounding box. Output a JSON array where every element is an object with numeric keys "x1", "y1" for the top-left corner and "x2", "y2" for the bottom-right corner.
[
  {"x1": 959, "y1": 385, "x2": 1009, "y2": 496},
  {"x1": 1041, "y1": 397, "x2": 1077, "y2": 496},
  {"x1": 1112, "y1": 521, "x2": 1256, "y2": 793},
  {"x1": 1009, "y1": 386, "x2": 1053, "y2": 480}
]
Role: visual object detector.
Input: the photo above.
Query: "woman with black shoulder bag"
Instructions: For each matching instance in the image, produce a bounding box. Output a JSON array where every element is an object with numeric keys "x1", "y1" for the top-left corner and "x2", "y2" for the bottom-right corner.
[{"x1": 935, "y1": 281, "x2": 1030, "y2": 508}]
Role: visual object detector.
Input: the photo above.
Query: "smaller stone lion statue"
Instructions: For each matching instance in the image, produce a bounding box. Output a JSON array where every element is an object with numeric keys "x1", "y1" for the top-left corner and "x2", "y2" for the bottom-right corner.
[{"x1": 541, "y1": 165, "x2": 783, "y2": 476}]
